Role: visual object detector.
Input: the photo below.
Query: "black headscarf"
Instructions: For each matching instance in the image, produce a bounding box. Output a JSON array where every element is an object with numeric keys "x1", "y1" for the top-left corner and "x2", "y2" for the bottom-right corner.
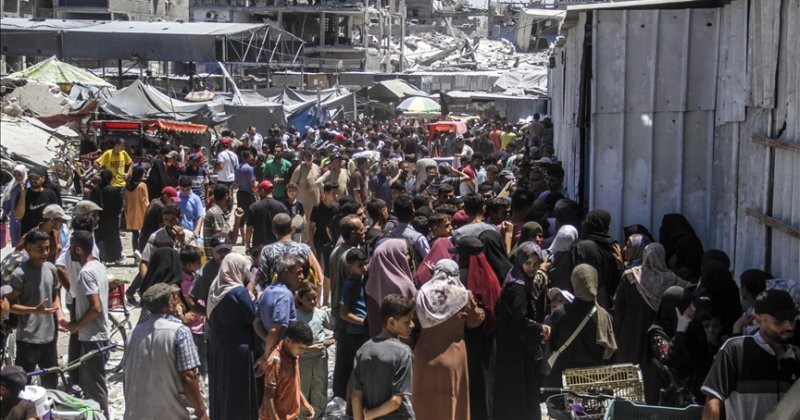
[
  {"x1": 573, "y1": 209, "x2": 620, "y2": 306},
  {"x1": 701, "y1": 249, "x2": 731, "y2": 271},
  {"x1": 697, "y1": 261, "x2": 742, "y2": 335},
  {"x1": 139, "y1": 247, "x2": 182, "y2": 297},
  {"x1": 652, "y1": 286, "x2": 694, "y2": 337},
  {"x1": 479, "y1": 229, "x2": 513, "y2": 281},
  {"x1": 659, "y1": 214, "x2": 704, "y2": 281},
  {"x1": 126, "y1": 165, "x2": 145, "y2": 192}
]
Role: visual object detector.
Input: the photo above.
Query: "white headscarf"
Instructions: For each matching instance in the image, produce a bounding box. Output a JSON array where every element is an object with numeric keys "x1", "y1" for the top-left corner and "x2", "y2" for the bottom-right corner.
[
  {"x1": 549, "y1": 225, "x2": 579, "y2": 253},
  {"x1": 416, "y1": 259, "x2": 469, "y2": 329},
  {"x1": 207, "y1": 253, "x2": 251, "y2": 319},
  {"x1": 2, "y1": 164, "x2": 27, "y2": 203}
]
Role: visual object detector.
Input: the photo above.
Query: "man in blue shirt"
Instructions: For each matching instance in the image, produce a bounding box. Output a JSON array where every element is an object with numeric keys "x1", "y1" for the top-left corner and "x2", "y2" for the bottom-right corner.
[
  {"x1": 257, "y1": 254, "x2": 304, "y2": 353},
  {"x1": 235, "y1": 151, "x2": 258, "y2": 245},
  {"x1": 177, "y1": 177, "x2": 205, "y2": 238}
]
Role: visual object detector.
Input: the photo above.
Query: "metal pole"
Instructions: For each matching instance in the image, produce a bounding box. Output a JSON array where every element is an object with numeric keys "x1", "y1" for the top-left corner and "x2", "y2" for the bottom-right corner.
[{"x1": 117, "y1": 59, "x2": 123, "y2": 89}]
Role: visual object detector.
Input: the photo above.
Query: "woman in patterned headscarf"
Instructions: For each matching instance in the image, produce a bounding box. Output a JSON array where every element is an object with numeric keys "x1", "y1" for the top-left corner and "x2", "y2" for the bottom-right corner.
[
  {"x1": 413, "y1": 260, "x2": 484, "y2": 420},
  {"x1": 614, "y1": 243, "x2": 690, "y2": 365}
]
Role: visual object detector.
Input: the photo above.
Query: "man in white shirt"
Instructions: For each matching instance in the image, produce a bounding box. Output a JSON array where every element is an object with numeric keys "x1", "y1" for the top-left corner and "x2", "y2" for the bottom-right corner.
[
  {"x1": 246, "y1": 126, "x2": 264, "y2": 150},
  {"x1": 215, "y1": 138, "x2": 239, "y2": 188}
]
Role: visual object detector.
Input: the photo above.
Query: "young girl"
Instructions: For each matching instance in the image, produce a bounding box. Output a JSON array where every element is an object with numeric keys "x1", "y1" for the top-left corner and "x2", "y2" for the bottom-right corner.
[
  {"x1": 124, "y1": 166, "x2": 149, "y2": 260},
  {"x1": 295, "y1": 285, "x2": 334, "y2": 419},
  {"x1": 179, "y1": 246, "x2": 207, "y2": 379}
]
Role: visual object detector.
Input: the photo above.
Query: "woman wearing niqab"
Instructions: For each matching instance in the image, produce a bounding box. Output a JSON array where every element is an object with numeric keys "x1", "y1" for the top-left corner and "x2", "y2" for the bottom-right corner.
[
  {"x1": 614, "y1": 243, "x2": 690, "y2": 365},
  {"x1": 413, "y1": 260, "x2": 484, "y2": 420},
  {"x1": 571, "y1": 210, "x2": 622, "y2": 308},
  {"x1": 659, "y1": 213, "x2": 704, "y2": 282}
]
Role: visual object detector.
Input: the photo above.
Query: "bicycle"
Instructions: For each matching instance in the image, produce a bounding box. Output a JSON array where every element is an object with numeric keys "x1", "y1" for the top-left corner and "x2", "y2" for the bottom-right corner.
[
  {"x1": 541, "y1": 387, "x2": 621, "y2": 419},
  {"x1": 27, "y1": 343, "x2": 117, "y2": 397},
  {"x1": 106, "y1": 276, "x2": 132, "y2": 375},
  {"x1": 540, "y1": 387, "x2": 704, "y2": 420}
]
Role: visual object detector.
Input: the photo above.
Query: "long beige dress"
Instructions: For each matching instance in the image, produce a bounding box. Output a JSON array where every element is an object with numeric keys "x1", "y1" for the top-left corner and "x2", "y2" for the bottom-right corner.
[
  {"x1": 412, "y1": 305, "x2": 483, "y2": 420},
  {"x1": 290, "y1": 162, "x2": 320, "y2": 242}
]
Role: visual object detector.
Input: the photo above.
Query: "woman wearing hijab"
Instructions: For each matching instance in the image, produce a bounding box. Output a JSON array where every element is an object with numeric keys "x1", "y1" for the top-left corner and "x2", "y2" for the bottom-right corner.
[
  {"x1": 480, "y1": 228, "x2": 513, "y2": 281},
  {"x1": 696, "y1": 261, "x2": 742, "y2": 335},
  {"x1": 659, "y1": 213, "x2": 704, "y2": 282},
  {"x1": 623, "y1": 233, "x2": 651, "y2": 268},
  {"x1": 414, "y1": 237, "x2": 455, "y2": 286},
  {"x1": 548, "y1": 264, "x2": 616, "y2": 386},
  {"x1": 365, "y1": 238, "x2": 416, "y2": 338},
  {"x1": 136, "y1": 247, "x2": 183, "y2": 325},
  {"x1": 123, "y1": 166, "x2": 149, "y2": 257},
  {"x1": 91, "y1": 169, "x2": 124, "y2": 264},
  {"x1": 207, "y1": 253, "x2": 259, "y2": 420},
  {"x1": 1, "y1": 164, "x2": 27, "y2": 247},
  {"x1": 494, "y1": 242, "x2": 550, "y2": 420},
  {"x1": 510, "y1": 221, "x2": 544, "y2": 257},
  {"x1": 644, "y1": 286, "x2": 696, "y2": 405},
  {"x1": 571, "y1": 210, "x2": 622, "y2": 308},
  {"x1": 413, "y1": 260, "x2": 485, "y2": 420},
  {"x1": 546, "y1": 225, "x2": 579, "y2": 290},
  {"x1": 614, "y1": 243, "x2": 691, "y2": 366}
]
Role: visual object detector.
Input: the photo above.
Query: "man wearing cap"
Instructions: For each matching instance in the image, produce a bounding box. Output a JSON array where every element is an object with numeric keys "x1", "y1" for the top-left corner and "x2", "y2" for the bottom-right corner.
[
  {"x1": 247, "y1": 180, "x2": 288, "y2": 249},
  {"x1": 1, "y1": 365, "x2": 37, "y2": 419},
  {"x1": 38, "y1": 204, "x2": 71, "y2": 263},
  {"x1": 14, "y1": 166, "x2": 60, "y2": 239},
  {"x1": 6, "y1": 229, "x2": 65, "y2": 389},
  {"x1": 139, "y1": 204, "x2": 196, "y2": 279},
  {"x1": 94, "y1": 138, "x2": 133, "y2": 188},
  {"x1": 215, "y1": 138, "x2": 239, "y2": 194},
  {"x1": 183, "y1": 153, "x2": 209, "y2": 204},
  {"x1": 124, "y1": 283, "x2": 208, "y2": 420},
  {"x1": 702, "y1": 289, "x2": 800, "y2": 420},
  {"x1": 236, "y1": 133, "x2": 258, "y2": 163},
  {"x1": 65, "y1": 230, "x2": 110, "y2": 414},
  {"x1": 190, "y1": 233, "x2": 234, "y2": 310}
]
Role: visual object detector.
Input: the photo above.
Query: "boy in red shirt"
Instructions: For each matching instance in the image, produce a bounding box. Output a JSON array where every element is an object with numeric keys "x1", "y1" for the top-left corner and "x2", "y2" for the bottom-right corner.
[{"x1": 259, "y1": 321, "x2": 315, "y2": 420}]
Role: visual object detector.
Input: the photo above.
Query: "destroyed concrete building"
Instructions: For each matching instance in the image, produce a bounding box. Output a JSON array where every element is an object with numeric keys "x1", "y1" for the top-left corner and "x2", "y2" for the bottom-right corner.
[{"x1": 1, "y1": 0, "x2": 190, "y2": 20}]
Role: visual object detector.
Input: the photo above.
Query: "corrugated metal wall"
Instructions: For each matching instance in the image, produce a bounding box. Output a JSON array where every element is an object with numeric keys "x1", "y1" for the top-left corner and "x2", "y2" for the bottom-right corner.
[
  {"x1": 551, "y1": 0, "x2": 800, "y2": 278},
  {"x1": 588, "y1": 8, "x2": 720, "y2": 244}
]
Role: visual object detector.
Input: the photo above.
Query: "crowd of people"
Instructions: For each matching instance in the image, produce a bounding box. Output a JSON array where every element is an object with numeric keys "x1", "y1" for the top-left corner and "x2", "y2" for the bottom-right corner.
[{"x1": 1, "y1": 115, "x2": 798, "y2": 420}]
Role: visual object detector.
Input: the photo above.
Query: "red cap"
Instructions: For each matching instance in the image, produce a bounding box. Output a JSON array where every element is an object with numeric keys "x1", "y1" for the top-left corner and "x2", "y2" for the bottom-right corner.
[
  {"x1": 452, "y1": 209, "x2": 469, "y2": 227},
  {"x1": 161, "y1": 186, "x2": 181, "y2": 202},
  {"x1": 335, "y1": 133, "x2": 346, "y2": 141},
  {"x1": 258, "y1": 180, "x2": 274, "y2": 191},
  {"x1": 221, "y1": 138, "x2": 232, "y2": 146}
]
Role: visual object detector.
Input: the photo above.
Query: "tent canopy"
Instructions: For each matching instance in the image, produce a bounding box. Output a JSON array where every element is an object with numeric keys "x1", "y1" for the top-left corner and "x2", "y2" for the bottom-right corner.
[
  {"x1": 101, "y1": 80, "x2": 225, "y2": 124},
  {"x1": 5, "y1": 56, "x2": 113, "y2": 88},
  {"x1": 367, "y1": 79, "x2": 429, "y2": 103}
]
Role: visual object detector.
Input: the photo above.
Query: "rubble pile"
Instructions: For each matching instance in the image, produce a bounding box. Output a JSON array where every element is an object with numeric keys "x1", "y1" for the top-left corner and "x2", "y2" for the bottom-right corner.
[{"x1": 396, "y1": 32, "x2": 551, "y2": 72}]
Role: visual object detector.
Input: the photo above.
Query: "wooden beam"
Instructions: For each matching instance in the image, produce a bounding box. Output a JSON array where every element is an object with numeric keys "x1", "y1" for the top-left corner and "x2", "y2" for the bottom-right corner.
[
  {"x1": 745, "y1": 208, "x2": 800, "y2": 240},
  {"x1": 752, "y1": 133, "x2": 800, "y2": 153}
]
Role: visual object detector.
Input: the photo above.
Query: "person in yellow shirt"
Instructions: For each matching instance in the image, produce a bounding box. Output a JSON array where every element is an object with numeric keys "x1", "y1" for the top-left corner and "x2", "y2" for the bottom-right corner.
[
  {"x1": 500, "y1": 125, "x2": 518, "y2": 150},
  {"x1": 95, "y1": 138, "x2": 133, "y2": 188}
]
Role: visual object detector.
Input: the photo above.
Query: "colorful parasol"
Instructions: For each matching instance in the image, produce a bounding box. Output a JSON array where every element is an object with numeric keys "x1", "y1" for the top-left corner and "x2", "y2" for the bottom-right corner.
[{"x1": 396, "y1": 96, "x2": 441, "y2": 114}]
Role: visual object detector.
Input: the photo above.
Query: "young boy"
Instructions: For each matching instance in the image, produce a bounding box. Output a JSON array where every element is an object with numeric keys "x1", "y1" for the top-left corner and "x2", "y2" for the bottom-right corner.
[
  {"x1": 295, "y1": 285, "x2": 334, "y2": 418},
  {"x1": 259, "y1": 321, "x2": 316, "y2": 420},
  {"x1": 352, "y1": 294, "x2": 416, "y2": 420},
  {"x1": 179, "y1": 245, "x2": 207, "y2": 379},
  {"x1": 333, "y1": 248, "x2": 369, "y2": 399}
]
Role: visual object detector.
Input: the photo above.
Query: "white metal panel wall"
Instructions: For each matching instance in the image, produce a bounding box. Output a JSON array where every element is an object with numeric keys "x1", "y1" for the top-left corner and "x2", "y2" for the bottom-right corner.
[
  {"x1": 768, "y1": 0, "x2": 800, "y2": 279},
  {"x1": 588, "y1": 8, "x2": 720, "y2": 242}
]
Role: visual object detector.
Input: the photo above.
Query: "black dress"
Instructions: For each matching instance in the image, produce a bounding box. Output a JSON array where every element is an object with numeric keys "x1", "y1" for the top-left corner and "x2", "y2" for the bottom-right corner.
[
  {"x1": 547, "y1": 300, "x2": 607, "y2": 386},
  {"x1": 208, "y1": 287, "x2": 259, "y2": 420},
  {"x1": 94, "y1": 185, "x2": 123, "y2": 262},
  {"x1": 493, "y1": 279, "x2": 545, "y2": 420}
]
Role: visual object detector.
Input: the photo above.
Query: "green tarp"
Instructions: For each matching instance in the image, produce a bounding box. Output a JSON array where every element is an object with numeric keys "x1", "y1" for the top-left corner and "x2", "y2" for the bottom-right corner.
[{"x1": 5, "y1": 56, "x2": 113, "y2": 88}]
